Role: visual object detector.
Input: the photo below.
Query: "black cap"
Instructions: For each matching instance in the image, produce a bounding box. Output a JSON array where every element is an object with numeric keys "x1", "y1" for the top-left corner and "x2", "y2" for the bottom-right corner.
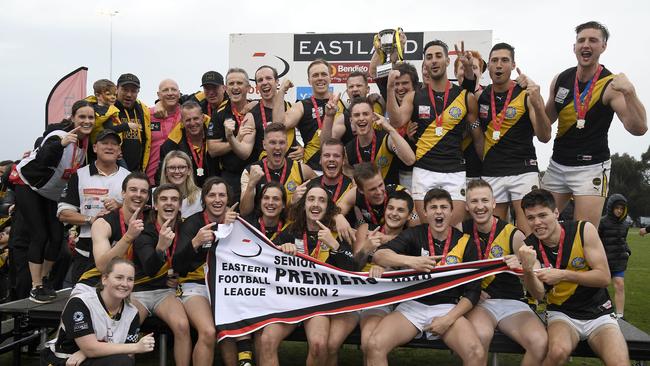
[
  {"x1": 201, "y1": 71, "x2": 224, "y2": 87},
  {"x1": 95, "y1": 129, "x2": 121, "y2": 144},
  {"x1": 117, "y1": 73, "x2": 140, "y2": 88}
]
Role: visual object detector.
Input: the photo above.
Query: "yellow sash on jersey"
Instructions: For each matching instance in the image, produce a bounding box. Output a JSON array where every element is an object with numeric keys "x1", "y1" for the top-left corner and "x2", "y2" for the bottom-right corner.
[
  {"x1": 376, "y1": 134, "x2": 395, "y2": 180},
  {"x1": 282, "y1": 160, "x2": 304, "y2": 204},
  {"x1": 415, "y1": 90, "x2": 467, "y2": 161},
  {"x1": 556, "y1": 74, "x2": 615, "y2": 138},
  {"x1": 547, "y1": 225, "x2": 589, "y2": 305},
  {"x1": 483, "y1": 92, "x2": 527, "y2": 158}
]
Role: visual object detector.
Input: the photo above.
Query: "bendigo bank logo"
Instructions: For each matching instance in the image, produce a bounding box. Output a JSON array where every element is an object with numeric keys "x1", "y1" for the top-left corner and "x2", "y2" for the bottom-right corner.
[
  {"x1": 293, "y1": 32, "x2": 424, "y2": 62},
  {"x1": 330, "y1": 63, "x2": 374, "y2": 84}
]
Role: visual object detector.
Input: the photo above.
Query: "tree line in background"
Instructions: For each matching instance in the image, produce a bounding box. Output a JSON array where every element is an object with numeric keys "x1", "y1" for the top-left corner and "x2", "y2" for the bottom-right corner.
[{"x1": 608, "y1": 146, "x2": 650, "y2": 224}]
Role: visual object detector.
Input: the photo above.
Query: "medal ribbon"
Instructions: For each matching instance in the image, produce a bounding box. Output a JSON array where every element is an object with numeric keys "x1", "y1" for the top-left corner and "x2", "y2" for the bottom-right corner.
[
  {"x1": 427, "y1": 81, "x2": 451, "y2": 131},
  {"x1": 365, "y1": 194, "x2": 388, "y2": 226},
  {"x1": 185, "y1": 131, "x2": 205, "y2": 172},
  {"x1": 303, "y1": 232, "x2": 321, "y2": 259},
  {"x1": 155, "y1": 220, "x2": 179, "y2": 268},
  {"x1": 355, "y1": 133, "x2": 377, "y2": 163},
  {"x1": 538, "y1": 226, "x2": 566, "y2": 269},
  {"x1": 259, "y1": 217, "x2": 282, "y2": 237},
  {"x1": 321, "y1": 175, "x2": 344, "y2": 202},
  {"x1": 472, "y1": 218, "x2": 498, "y2": 260},
  {"x1": 310, "y1": 96, "x2": 323, "y2": 129},
  {"x1": 573, "y1": 65, "x2": 603, "y2": 124},
  {"x1": 428, "y1": 227, "x2": 453, "y2": 259},
  {"x1": 262, "y1": 158, "x2": 288, "y2": 184},
  {"x1": 489, "y1": 81, "x2": 515, "y2": 136}
]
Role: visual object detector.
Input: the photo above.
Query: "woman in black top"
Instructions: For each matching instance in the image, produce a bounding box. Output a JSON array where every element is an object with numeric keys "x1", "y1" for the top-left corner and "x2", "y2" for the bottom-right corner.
[{"x1": 40, "y1": 257, "x2": 154, "y2": 366}]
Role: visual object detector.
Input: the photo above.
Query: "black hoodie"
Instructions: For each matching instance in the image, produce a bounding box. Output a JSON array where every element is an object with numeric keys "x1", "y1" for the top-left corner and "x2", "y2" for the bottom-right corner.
[{"x1": 598, "y1": 194, "x2": 631, "y2": 272}]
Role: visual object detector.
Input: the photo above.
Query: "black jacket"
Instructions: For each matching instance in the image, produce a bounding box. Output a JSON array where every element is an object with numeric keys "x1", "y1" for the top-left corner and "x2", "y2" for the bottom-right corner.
[{"x1": 598, "y1": 194, "x2": 631, "y2": 272}]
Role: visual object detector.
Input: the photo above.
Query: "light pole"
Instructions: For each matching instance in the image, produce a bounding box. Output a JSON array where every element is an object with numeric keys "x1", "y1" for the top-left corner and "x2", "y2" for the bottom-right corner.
[{"x1": 99, "y1": 10, "x2": 119, "y2": 80}]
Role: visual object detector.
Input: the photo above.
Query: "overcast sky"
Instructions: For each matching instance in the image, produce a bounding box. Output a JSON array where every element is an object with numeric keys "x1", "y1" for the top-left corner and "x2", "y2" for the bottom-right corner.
[{"x1": 1, "y1": 0, "x2": 648, "y2": 169}]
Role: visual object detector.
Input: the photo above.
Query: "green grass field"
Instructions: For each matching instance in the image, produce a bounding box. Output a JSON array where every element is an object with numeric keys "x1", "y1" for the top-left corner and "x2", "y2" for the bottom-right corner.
[{"x1": 7, "y1": 229, "x2": 649, "y2": 365}]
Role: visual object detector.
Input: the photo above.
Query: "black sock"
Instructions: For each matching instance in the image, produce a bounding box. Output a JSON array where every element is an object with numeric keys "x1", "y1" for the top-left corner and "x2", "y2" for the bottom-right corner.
[{"x1": 236, "y1": 338, "x2": 253, "y2": 361}]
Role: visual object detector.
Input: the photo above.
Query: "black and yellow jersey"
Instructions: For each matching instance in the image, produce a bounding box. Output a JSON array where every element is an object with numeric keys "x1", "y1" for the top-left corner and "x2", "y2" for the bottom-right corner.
[
  {"x1": 524, "y1": 220, "x2": 614, "y2": 319},
  {"x1": 158, "y1": 115, "x2": 218, "y2": 187},
  {"x1": 174, "y1": 211, "x2": 214, "y2": 284},
  {"x1": 410, "y1": 84, "x2": 468, "y2": 172},
  {"x1": 345, "y1": 130, "x2": 400, "y2": 185},
  {"x1": 273, "y1": 228, "x2": 356, "y2": 270},
  {"x1": 132, "y1": 220, "x2": 176, "y2": 292},
  {"x1": 478, "y1": 84, "x2": 538, "y2": 176},
  {"x1": 250, "y1": 100, "x2": 298, "y2": 160},
  {"x1": 455, "y1": 218, "x2": 525, "y2": 300},
  {"x1": 206, "y1": 100, "x2": 257, "y2": 174},
  {"x1": 379, "y1": 225, "x2": 480, "y2": 305},
  {"x1": 298, "y1": 98, "x2": 328, "y2": 171},
  {"x1": 245, "y1": 158, "x2": 305, "y2": 205},
  {"x1": 552, "y1": 66, "x2": 615, "y2": 166},
  {"x1": 355, "y1": 184, "x2": 405, "y2": 227}
]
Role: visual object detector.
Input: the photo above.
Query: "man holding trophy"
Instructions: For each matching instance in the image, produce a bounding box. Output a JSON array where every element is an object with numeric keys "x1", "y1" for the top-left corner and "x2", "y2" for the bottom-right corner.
[{"x1": 370, "y1": 28, "x2": 408, "y2": 101}]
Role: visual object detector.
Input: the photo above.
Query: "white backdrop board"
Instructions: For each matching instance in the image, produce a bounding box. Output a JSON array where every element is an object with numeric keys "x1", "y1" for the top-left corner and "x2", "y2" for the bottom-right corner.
[{"x1": 229, "y1": 30, "x2": 493, "y2": 102}]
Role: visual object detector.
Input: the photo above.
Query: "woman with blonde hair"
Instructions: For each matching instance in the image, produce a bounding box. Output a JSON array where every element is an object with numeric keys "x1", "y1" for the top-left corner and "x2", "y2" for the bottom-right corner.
[{"x1": 159, "y1": 150, "x2": 202, "y2": 219}]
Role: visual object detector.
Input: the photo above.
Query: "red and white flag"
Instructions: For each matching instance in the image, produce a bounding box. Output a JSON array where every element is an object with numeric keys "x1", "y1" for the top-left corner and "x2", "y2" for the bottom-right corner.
[{"x1": 45, "y1": 66, "x2": 88, "y2": 125}]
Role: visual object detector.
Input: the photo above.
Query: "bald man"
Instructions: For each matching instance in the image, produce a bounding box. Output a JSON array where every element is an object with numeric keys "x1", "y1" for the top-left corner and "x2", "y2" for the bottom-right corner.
[{"x1": 147, "y1": 79, "x2": 182, "y2": 184}]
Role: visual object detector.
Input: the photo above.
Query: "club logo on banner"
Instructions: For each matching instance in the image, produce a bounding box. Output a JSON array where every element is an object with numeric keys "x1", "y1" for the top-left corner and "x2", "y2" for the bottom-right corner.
[{"x1": 208, "y1": 218, "x2": 518, "y2": 341}]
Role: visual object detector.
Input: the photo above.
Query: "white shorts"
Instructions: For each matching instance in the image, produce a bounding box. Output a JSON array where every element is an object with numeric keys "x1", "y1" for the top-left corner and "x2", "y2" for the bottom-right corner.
[
  {"x1": 542, "y1": 159, "x2": 610, "y2": 196},
  {"x1": 411, "y1": 167, "x2": 466, "y2": 201},
  {"x1": 360, "y1": 304, "x2": 394, "y2": 319},
  {"x1": 395, "y1": 300, "x2": 455, "y2": 339},
  {"x1": 132, "y1": 288, "x2": 176, "y2": 315},
  {"x1": 178, "y1": 282, "x2": 209, "y2": 303},
  {"x1": 399, "y1": 170, "x2": 413, "y2": 192},
  {"x1": 478, "y1": 298, "x2": 535, "y2": 324},
  {"x1": 547, "y1": 311, "x2": 619, "y2": 341},
  {"x1": 482, "y1": 172, "x2": 540, "y2": 203}
]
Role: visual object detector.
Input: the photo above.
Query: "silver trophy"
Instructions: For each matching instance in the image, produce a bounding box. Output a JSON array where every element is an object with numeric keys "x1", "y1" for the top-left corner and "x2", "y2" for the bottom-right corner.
[{"x1": 376, "y1": 29, "x2": 401, "y2": 78}]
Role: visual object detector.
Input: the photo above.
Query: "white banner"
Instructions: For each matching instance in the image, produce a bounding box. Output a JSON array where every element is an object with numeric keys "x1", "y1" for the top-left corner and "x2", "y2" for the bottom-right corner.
[{"x1": 207, "y1": 218, "x2": 516, "y2": 341}]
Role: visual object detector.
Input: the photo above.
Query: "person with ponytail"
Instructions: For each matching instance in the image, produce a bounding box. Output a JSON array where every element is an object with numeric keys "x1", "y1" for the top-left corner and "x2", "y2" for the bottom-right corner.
[{"x1": 12, "y1": 99, "x2": 94, "y2": 303}]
